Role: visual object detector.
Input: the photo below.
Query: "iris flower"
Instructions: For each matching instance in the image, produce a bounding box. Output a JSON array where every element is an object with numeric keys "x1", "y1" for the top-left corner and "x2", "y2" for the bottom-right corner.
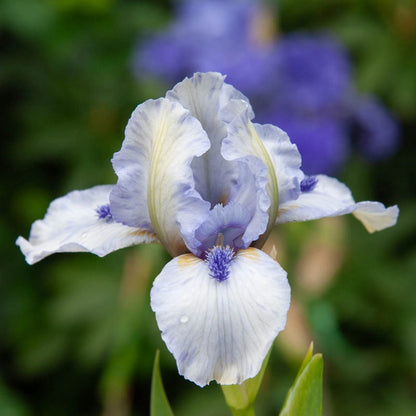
[{"x1": 16, "y1": 73, "x2": 398, "y2": 387}]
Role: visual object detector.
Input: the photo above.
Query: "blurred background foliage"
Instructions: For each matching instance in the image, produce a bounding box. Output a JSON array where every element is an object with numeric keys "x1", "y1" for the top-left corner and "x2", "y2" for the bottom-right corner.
[{"x1": 1, "y1": 0, "x2": 415, "y2": 415}]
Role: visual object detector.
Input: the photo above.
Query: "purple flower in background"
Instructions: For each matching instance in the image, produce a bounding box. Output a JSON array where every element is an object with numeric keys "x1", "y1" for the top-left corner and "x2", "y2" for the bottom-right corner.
[
  {"x1": 352, "y1": 96, "x2": 400, "y2": 160},
  {"x1": 136, "y1": 0, "x2": 277, "y2": 97},
  {"x1": 264, "y1": 113, "x2": 351, "y2": 174},
  {"x1": 134, "y1": 0, "x2": 399, "y2": 174},
  {"x1": 273, "y1": 33, "x2": 353, "y2": 117}
]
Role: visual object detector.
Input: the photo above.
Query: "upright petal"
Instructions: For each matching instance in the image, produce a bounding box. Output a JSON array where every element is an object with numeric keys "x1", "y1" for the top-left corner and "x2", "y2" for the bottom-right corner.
[
  {"x1": 277, "y1": 175, "x2": 399, "y2": 232},
  {"x1": 151, "y1": 247, "x2": 290, "y2": 387},
  {"x1": 166, "y1": 72, "x2": 253, "y2": 205},
  {"x1": 16, "y1": 185, "x2": 158, "y2": 265},
  {"x1": 111, "y1": 98, "x2": 210, "y2": 257},
  {"x1": 222, "y1": 100, "x2": 279, "y2": 246},
  {"x1": 166, "y1": 73, "x2": 267, "y2": 254},
  {"x1": 253, "y1": 123, "x2": 303, "y2": 205}
]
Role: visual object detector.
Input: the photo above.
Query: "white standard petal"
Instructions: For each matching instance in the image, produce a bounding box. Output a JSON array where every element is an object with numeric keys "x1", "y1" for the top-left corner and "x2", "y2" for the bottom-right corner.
[
  {"x1": 150, "y1": 247, "x2": 290, "y2": 387},
  {"x1": 111, "y1": 98, "x2": 210, "y2": 257},
  {"x1": 16, "y1": 185, "x2": 158, "y2": 265},
  {"x1": 166, "y1": 72, "x2": 253, "y2": 205},
  {"x1": 253, "y1": 123, "x2": 303, "y2": 205},
  {"x1": 222, "y1": 101, "x2": 279, "y2": 246},
  {"x1": 277, "y1": 175, "x2": 399, "y2": 232}
]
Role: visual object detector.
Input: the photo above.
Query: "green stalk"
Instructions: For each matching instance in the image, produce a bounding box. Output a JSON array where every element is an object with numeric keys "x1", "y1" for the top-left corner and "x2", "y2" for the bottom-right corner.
[{"x1": 221, "y1": 349, "x2": 271, "y2": 416}]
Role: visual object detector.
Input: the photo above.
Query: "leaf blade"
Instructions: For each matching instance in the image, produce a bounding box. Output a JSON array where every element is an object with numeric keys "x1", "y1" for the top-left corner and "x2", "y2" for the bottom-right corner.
[
  {"x1": 279, "y1": 344, "x2": 323, "y2": 416},
  {"x1": 150, "y1": 350, "x2": 174, "y2": 416}
]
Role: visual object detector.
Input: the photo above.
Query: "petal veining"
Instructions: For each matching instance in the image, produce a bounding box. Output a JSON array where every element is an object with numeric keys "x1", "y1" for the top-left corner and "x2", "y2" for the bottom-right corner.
[
  {"x1": 191, "y1": 202, "x2": 251, "y2": 256},
  {"x1": 182, "y1": 159, "x2": 270, "y2": 256},
  {"x1": 277, "y1": 175, "x2": 399, "y2": 231},
  {"x1": 111, "y1": 98, "x2": 210, "y2": 256},
  {"x1": 166, "y1": 72, "x2": 252, "y2": 205},
  {"x1": 222, "y1": 101, "x2": 279, "y2": 247},
  {"x1": 253, "y1": 123, "x2": 303, "y2": 205},
  {"x1": 16, "y1": 185, "x2": 158, "y2": 265},
  {"x1": 150, "y1": 247, "x2": 290, "y2": 387}
]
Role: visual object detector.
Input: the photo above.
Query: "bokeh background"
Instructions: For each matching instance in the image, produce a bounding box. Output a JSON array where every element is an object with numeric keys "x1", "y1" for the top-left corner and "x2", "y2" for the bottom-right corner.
[{"x1": 1, "y1": 0, "x2": 415, "y2": 415}]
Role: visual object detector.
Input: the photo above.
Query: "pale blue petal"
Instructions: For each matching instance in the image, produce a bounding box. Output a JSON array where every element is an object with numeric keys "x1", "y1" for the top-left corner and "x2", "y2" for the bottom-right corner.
[
  {"x1": 253, "y1": 123, "x2": 303, "y2": 205},
  {"x1": 166, "y1": 73, "x2": 267, "y2": 253},
  {"x1": 166, "y1": 72, "x2": 253, "y2": 205},
  {"x1": 110, "y1": 98, "x2": 210, "y2": 256},
  {"x1": 228, "y1": 158, "x2": 270, "y2": 248},
  {"x1": 191, "y1": 202, "x2": 251, "y2": 257},
  {"x1": 222, "y1": 100, "x2": 277, "y2": 247},
  {"x1": 180, "y1": 159, "x2": 270, "y2": 256},
  {"x1": 150, "y1": 247, "x2": 290, "y2": 387},
  {"x1": 16, "y1": 185, "x2": 158, "y2": 265},
  {"x1": 277, "y1": 175, "x2": 399, "y2": 232}
]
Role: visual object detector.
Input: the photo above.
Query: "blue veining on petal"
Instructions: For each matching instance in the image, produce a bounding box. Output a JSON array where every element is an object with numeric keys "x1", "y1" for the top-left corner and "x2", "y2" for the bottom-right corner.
[
  {"x1": 96, "y1": 204, "x2": 113, "y2": 221},
  {"x1": 206, "y1": 245, "x2": 234, "y2": 282},
  {"x1": 166, "y1": 72, "x2": 253, "y2": 207},
  {"x1": 300, "y1": 176, "x2": 318, "y2": 193}
]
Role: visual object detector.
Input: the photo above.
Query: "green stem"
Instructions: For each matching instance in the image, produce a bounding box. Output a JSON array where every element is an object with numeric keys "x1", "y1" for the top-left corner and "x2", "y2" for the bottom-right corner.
[
  {"x1": 222, "y1": 349, "x2": 271, "y2": 416},
  {"x1": 229, "y1": 405, "x2": 256, "y2": 416}
]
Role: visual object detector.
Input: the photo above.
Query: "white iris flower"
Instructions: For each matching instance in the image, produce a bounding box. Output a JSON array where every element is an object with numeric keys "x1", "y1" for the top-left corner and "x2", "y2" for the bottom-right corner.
[{"x1": 16, "y1": 73, "x2": 398, "y2": 387}]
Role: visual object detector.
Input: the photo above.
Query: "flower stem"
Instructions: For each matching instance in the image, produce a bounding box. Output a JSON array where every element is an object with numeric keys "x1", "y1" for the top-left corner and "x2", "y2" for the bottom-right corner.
[
  {"x1": 221, "y1": 349, "x2": 271, "y2": 416},
  {"x1": 229, "y1": 405, "x2": 256, "y2": 416}
]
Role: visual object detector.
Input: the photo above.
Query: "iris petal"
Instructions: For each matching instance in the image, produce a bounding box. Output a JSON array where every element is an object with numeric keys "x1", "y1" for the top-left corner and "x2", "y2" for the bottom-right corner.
[
  {"x1": 150, "y1": 247, "x2": 290, "y2": 387},
  {"x1": 111, "y1": 98, "x2": 210, "y2": 256},
  {"x1": 192, "y1": 202, "x2": 251, "y2": 256},
  {"x1": 166, "y1": 72, "x2": 253, "y2": 205},
  {"x1": 16, "y1": 185, "x2": 158, "y2": 265},
  {"x1": 353, "y1": 201, "x2": 399, "y2": 233},
  {"x1": 181, "y1": 159, "x2": 270, "y2": 256},
  {"x1": 277, "y1": 174, "x2": 399, "y2": 231},
  {"x1": 254, "y1": 123, "x2": 303, "y2": 205},
  {"x1": 167, "y1": 73, "x2": 268, "y2": 254},
  {"x1": 222, "y1": 100, "x2": 278, "y2": 247}
]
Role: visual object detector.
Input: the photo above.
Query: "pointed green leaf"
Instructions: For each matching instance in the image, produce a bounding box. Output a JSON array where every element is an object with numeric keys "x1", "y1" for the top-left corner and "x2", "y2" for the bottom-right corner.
[
  {"x1": 150, "y1": 350, "x2": 174, "y2": 416},
  {"x1": 296, "y1": 343, "x2": 314, "y2": 376},
  {"x1": 279, "y1": 343, "x2": 323, "y2": 416}
]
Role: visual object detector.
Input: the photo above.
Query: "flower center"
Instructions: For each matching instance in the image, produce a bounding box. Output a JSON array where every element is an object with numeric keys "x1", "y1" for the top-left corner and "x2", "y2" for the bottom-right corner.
[{"x1": 206, "y1": 244, "x2": 235, "y2": 283}]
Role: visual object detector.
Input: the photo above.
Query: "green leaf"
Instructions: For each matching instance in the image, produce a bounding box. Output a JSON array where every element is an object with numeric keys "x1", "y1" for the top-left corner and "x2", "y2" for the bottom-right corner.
[
  {"x1": 150, "y1": 350, "x2": 174, "y2": 416},
  {"x1": 279, "y1": 343, "x2": 323, "y2": 416}
]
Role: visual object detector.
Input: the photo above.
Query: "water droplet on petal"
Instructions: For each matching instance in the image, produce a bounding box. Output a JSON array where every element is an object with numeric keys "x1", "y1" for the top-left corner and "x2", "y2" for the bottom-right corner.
[{"x1": 180, "y1": 315, "x2": 189, "y2": 324}]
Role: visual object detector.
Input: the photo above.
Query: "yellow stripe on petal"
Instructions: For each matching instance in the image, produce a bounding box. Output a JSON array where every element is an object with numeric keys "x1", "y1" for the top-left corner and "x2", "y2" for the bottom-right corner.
[
  {"x1": 246, "y1": 122, "x2": 279, "y2": 232},
  {"x1": 237, "y1": 246, "x2": 261, "y2": 261},
  {"x1": 177, "y1": 253, "x2": 202, "y2": 268},
  {"x1": 146, "y1": 100, "x2": 211, "y2": 256},
  {"x1": 113, "y1": 98, "x2": 210, "y2": 257},
  {"x1": 222, "y1": 104, "x2": 279, "y2": 247}
]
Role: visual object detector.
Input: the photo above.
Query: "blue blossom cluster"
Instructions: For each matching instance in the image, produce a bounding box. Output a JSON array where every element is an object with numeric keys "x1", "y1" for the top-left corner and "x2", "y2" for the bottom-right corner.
[{"x1": 134, "y1": 0, "x2": 399, "y2": 174}]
